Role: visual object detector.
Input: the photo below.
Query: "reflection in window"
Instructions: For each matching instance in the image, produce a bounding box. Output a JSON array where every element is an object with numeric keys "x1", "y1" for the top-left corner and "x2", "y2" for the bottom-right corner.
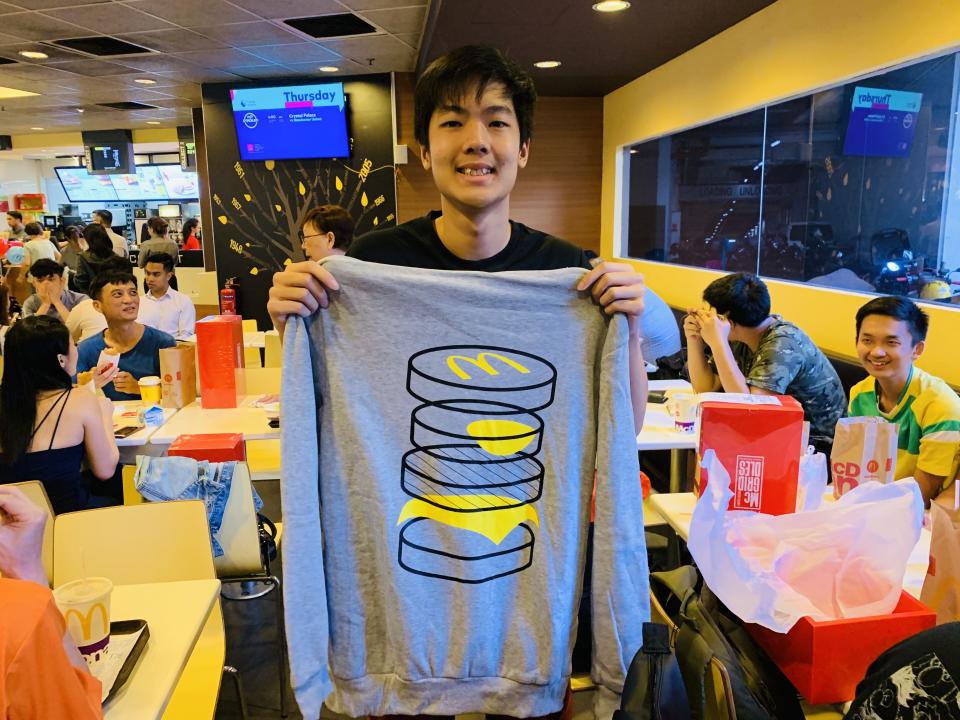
[{"x1": 625, "y1": 51, "x2": 960, "y2": 307}]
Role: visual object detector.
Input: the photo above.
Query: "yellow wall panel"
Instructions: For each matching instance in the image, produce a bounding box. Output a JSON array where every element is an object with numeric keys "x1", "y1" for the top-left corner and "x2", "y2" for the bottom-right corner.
[{"x1": 602, "y1": 0, "x2": 960, "y2": 384}]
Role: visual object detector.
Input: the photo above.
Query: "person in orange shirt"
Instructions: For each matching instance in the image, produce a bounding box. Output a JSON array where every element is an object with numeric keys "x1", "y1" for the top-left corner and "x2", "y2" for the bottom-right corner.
[{"x1": 0, "y1": 485, "x2": 102, "y2": 718}]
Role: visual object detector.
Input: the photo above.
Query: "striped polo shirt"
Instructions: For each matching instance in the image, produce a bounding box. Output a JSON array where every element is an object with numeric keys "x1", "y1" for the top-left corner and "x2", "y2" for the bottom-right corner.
[{"x1": 849, "y1": 366, "x2": 960, "y2": 487}]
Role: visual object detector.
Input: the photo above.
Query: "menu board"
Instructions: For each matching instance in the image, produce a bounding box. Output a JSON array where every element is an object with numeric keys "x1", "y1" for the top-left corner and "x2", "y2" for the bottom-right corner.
[
  {"x1": 109, "y1": 166, "x2": 168, "y2": 200},
  {"x1": 55, "y1": 165, "x2": 199, "y2": 202},
  {"x1": 55, "y1": 168, "x2": 119, "y2": 201},
  {"x1": 158, "y1": 165, "x2": 200, "y2": 199}
]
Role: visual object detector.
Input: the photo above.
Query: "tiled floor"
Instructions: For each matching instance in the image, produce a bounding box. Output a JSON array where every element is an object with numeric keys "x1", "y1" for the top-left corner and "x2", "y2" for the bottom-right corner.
[{"x1": 214, "y1": 479, "x2": 598, "y2": 720}]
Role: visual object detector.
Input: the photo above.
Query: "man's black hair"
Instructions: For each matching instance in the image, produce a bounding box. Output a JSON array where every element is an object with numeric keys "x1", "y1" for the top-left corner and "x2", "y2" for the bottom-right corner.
[
  {"x1": 6, "y1": 210, "x2": 22, "y2": 222},
  {"x1": 414, "y1": 45, "x2": 537, "y2": 150},
  {"x1": 855, "y1": 296, "x2": 929, "y2": 345},
  {"x1": 29, "y1": 259, "x2": 63, "y2": 280},
  {"x1": 24, "y1": 222, "x2": 43, "y2": 236},
  {"x1": 89, "y1": 268, "x2": 136, "y2": 301},
  {"x1": 144, "y1": 252, "x2": 175, "y2": 273},
  {"x1": 702, "y1": 272, "x2": 771, "y2": 328},
  {"x1": 94, "y1": 209, "x2": 113, "y2": 225}
]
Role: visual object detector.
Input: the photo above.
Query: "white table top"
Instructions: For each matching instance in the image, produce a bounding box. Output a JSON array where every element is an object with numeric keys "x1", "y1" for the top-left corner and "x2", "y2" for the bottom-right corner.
[
  {"x1": 147, "y1": 395, "x2": 278, "y2": 445},
  {"x1": 112, "y1": 402, "x2": 178, "y2": 447},
  {"x1": 637, "y1": 380, "x2": 698, "y2": 451},
  {"x1": 180, "y1": 330, "x2": 277, "y2": 349},
  {"x1": 647, "y1": 491, "x2": 931, "y2": 599},
  {"x1": 104, "y1": 579, "x2": 220, "y2": 720}
]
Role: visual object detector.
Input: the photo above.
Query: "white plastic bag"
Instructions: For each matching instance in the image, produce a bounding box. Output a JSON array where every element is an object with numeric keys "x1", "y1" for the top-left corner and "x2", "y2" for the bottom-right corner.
[{"x1": 688, "y1": 449, "x2": 923, "y2": 632}]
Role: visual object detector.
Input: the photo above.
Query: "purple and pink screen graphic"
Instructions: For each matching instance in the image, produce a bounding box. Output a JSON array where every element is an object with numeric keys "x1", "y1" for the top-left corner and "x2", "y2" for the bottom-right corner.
[
  {"x1": 843, "y1": 86, "x2": 923, "y2": 158},
  {"x1": 230, "y1": 83, "x2": 349, "y2": 161}
]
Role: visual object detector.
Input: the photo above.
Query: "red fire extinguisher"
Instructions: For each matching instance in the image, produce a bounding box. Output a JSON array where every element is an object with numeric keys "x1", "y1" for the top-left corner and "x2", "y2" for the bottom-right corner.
[{"x1": 220, "y1": 277, "x2": 238, "y2": 315}]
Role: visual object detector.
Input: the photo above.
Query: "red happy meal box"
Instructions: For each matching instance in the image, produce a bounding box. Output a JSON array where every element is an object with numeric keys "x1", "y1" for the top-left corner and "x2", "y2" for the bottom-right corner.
[
  {"x1": 169, "y1": 433, "x2": 245, "y2": 463},
  {"x1": 695, "y1": 395, "x2": 804, "y2": 516},
  {"x1": 196, "y1": 315, "x2": 246, "y2": 409},
  {"x1": 746, "y1": 592, "x2": 936, "y2": 704}
]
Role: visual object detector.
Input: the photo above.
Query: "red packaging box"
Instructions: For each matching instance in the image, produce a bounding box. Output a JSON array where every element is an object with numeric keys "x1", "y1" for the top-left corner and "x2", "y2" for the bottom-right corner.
[
  {"x1": 169, "y1": 433, "x2": 245, "y2": 463},
  {"x1": 196, "y1": 315, "x2": 246, "y2": 408},
  {"x1": 696, "y1": 395, "x2": 804, "y2": 516},
  {"x1": 746, "y1": 592, "x2": 936, "y2": 704}
]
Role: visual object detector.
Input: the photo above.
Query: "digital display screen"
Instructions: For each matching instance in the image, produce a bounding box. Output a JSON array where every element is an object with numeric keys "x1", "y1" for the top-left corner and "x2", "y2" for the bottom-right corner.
[
  {"x1": 179, "y1": 141, "x2": 196, "y2": 170},
  {"x1": 90, "y1": 145, "x2": 124, "y2": 171},
  {"x1": 843, "y1": 86, "x2": 923, "y2": 158},
  {"x1": 229, "y1": 82, "x2": 349, "y2": 161},
  {"x1": 55, "y1": 165, "x2": 200, "y2": 202},
  {"x1": 157, "y1": 165, "x2": 200, "y2": 199},
  {"x1": 55, "y1": 168, "x2": 119, "y2": 201}
]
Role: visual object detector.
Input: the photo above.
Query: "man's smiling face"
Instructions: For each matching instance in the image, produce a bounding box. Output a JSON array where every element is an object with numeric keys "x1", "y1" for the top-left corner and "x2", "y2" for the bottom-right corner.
[{"x1": 420, "y1": 80, "x2": 529, "y2": 215}]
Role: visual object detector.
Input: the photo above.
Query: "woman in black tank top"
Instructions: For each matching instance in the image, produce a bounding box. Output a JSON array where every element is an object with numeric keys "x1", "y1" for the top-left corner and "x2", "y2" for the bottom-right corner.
[{"x1": 0, "y1": 316, "x2": 118, "y2": 513}]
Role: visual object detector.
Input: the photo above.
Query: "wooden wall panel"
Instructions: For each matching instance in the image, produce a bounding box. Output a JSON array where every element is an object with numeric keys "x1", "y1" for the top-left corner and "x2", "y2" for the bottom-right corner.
[{"x1": 394, "y1": 73, "x2": 602, "y2": 255}]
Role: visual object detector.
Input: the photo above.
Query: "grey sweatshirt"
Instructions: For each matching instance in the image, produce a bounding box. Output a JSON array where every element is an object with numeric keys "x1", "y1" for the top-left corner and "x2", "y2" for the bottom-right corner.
[{"x1": 281, "y1": 256, "x2": 649, "y2": 719}]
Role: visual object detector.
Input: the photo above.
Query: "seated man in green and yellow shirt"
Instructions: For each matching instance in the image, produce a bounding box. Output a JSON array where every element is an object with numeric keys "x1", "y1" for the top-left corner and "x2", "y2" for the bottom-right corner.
[{"x1": 849, "y1": 296, "x2": 960, "y2": 503}]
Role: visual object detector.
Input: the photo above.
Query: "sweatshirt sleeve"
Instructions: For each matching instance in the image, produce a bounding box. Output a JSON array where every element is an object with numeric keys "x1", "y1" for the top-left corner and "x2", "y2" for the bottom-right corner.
[
  {"x1": 591, "y1": 313, "x2": 650, "y2": 718},
  {"x1": 281, "y1": 316, "x2": 332, "y2": 718}
]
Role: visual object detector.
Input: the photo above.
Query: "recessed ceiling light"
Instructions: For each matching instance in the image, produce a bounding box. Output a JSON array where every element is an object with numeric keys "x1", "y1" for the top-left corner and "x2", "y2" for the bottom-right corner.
[
  {"x1": 19, "y1": 50, "x2": 49, "y2": 59},
  {"x1": 534, "y1": 60, "x2": 561, "y2": 69},
  {"x1": 30, "y1": 127, "x2": 44, "y2": 131},
  {"x1": 134, "y1": 78, "x2": 157, "y2": 85},
  {"x1": 318, "y1": 66, "x2": 339, "y2": 72},
  {"x1": 76, "y1": 108, "x2": 84, "y2": 113},
  {"x1": 146, "y1": 120, "x2": 161, "y2": 125},
  {"x1": 592, "y1": 1, "x2": 631, "y2": 12}
]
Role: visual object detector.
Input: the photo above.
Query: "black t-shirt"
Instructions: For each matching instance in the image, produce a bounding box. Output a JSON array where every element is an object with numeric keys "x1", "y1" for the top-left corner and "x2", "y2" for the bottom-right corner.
[{"x1": 347, "y1": 211, "x2": 592, "y2": 271}]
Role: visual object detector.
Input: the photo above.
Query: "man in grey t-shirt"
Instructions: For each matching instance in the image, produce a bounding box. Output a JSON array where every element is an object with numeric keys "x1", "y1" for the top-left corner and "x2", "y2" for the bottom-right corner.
[{"x1": 22, "y1": 259, "x2": 88, "y2": 322}]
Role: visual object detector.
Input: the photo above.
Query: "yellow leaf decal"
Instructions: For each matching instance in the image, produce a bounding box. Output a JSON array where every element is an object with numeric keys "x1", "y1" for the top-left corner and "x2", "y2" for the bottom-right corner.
[
  {"x1": 335, "y1": 176, "x2": 343, "y2": 191},
  {"x1": 265, "y1": 160, "x2": 275, "y2": 171},
  {"x1": 249, "y1": 267, "x2": 259, "y2": 275},
  {"x1": 274, "y1": 204, "x2": 282, "y2": 212},
  {"x1": 244, "y1": 242, "x2": 250, "y2": 247},
  {"x1": 217, "y1": 215, "x2": 228, "y2": 225},
  {"x1": 373, "y1": 217, "x2": 379, "y2": 226},
  {"x1": 283, "y1": 258, "x2": 292, "y2": 266},
  {"x1": 361, "y1": 192, "x2": 368, "y2": 207},
  {"x1": 243, "y1": 193, "x2": 251, "y2": 201},
  {"x1": 298, "y1": 181, "x2": 305, "y2": 196}
]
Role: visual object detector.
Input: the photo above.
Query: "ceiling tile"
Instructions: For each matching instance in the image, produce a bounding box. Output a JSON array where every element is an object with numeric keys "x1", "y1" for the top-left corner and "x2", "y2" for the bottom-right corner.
[
  {"x1": 118, "y1": 28, "x2": 227, "y2": 54},
  {"x1": 45, "y1": 58, "x2": 135, "y2": 76},
  {"x1": 0, "y1": 2, "x2": 21, "y2": 14},
  {"x1": 359, "y1": 6, "x2": 425, "y2": 35},
  {"x1": 337, "y1": 0, "x2": 426, "y2": 9},
  {"x1": 172, "y1": 48, "x2": 270, "y2": 69},
  {"x1": 124, "y1": 0, "x2": 259, "y2": 26},
  {"x1": 227, "y1": 0, "x2": 342, "y2": 20},
  {"x1": 242, "y1": 42, "x2": 339, "y2": 64},
  {"x1": 156, "y1": 67, "x2": 244, "y2": 83},
  {"x1": 42, "y1": 4, "x2": 175, "y2": 33},
  {"x1": 1, "y1": 11, "x2": 84, "y2": 40},
  {"x1": 112, "y1": 54, "x2": 202, "y2": 73},
  {"x1": 322, "y1": 33, "x2": 415, "y2": 69},
  {"x1": 283, "y1": 58, "x2": 370, "y2": 75},
  {"x1": 0, "y1": 42, "x2": 85, "y2": 63},
  {"x1": 231, "y1": 64, "x2": 298, "y2": 79},
  {"x1": 191, "y1": 21, "x2": 305, "y2": 47},
  {"x1": 6, "y1": 0, "x2": 110, "y2": 8}
]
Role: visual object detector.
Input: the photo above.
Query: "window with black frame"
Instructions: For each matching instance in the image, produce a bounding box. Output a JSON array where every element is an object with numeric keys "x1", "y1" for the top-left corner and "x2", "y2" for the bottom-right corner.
[{"x1": 625, "y1": 51, "x2": 960, "y2": 307}]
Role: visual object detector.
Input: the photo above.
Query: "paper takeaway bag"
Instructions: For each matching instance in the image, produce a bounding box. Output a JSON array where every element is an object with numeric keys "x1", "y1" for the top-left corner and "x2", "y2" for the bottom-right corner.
[
  {"x1": 831, "y1": 417, "x2": 898, "y2": 498},
  {"x1": 921, "y1": 487, "x2": 960, "y2": 624},
  {"x1": 159, "y1": 343, "x2": 197, "y2": 408}
]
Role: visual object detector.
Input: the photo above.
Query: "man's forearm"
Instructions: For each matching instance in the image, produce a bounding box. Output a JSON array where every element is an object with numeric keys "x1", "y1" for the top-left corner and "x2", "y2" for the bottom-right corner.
[
  {"x1": 51, "y1": 300, "x2": 69, "y2": 322},
  {"x1": 709, "y1": 342, "x2": 749, "y2": 394},
  {"x1": 687, "y1": 340, "x2": 719, "y2": 393},
  {"x1": 628, "y1": 329, "x2": 648, "y2": 435}
]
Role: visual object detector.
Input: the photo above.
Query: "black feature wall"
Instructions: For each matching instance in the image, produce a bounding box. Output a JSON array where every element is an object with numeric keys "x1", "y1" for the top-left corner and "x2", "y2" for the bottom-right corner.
[{"x1": 200, "y1": 73, "x2": 397, "y2": 325}]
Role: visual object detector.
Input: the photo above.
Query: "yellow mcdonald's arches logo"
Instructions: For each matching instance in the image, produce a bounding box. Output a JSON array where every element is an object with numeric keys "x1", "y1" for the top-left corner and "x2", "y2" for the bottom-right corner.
[
  {"x1": 398, "y1": 495, "x2": 539, "y2": 545},
  {"x1": 63, "y1": 603, "x2": 109, "y2": 641},
  {"x1": 446, "y1": 352, "x2": 530, "y2": 381}
]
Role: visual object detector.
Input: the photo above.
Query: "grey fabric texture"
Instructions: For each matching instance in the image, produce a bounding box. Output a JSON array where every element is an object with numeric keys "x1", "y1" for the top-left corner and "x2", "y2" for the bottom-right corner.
[{"x1": 281, "y1": 256, "x2": 648, "y2": 719}]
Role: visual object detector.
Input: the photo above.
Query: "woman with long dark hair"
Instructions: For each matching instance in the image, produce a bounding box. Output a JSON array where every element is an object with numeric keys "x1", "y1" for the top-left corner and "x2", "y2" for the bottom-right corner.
[
  {"x1": 0, "y1": 316, "x2": 118, "y2": 513},
  {"x1": 180, "y1": 218, "x2": 201, "y2": 251},
  {"x1": 72, "y1": 224, "x2": 118, "y2": 295},
  {"x1": 58, "y1": 224, "x2": 84, "y2": 275}
]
